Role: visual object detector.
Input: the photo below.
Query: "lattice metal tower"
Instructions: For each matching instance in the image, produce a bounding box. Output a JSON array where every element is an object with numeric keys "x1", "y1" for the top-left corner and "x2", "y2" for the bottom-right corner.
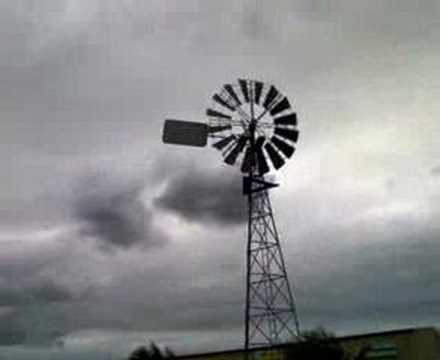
[
  {"x1": 162, "y1": 79, "x2": 300, "y2": 351},
  {"x1": 245, "y1": 184, "x2": 300, "y2": 347}
]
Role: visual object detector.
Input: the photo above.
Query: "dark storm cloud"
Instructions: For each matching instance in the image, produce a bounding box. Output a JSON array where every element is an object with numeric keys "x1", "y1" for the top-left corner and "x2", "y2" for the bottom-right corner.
[
  {"x1": 0, "y1": 257, "x2": 242, "y2": 347},
  {"x1": 86, "y1": 266, "x2": 245, "y2": 332},
  {"x1": 0, "y1": 227, "x2": 90, "y2": 348},
  {"x1": 0, "y1": 309, "x2": 63, "y2": 347},
  {"x1": 28, "y1": 280, "x2": 74, "y2": 304},
  {"x1": 154, "y1": 167, "x2": 245, "y2": 225},
  {"x1": 0, "y1": 280, "x2": 76, "y2": 345},
  {"x1": 0, "y1": 279, "x2": 75, "y2": 308},
  {"x1": 292, "y1": 210, "x2": 440, "y2": 333},
  {"x1": 73, "y1": 172, "x2": 167, "y2": 250},
  {"x1": 0, "y1": 313, "x2": 26, "y2": 346}
]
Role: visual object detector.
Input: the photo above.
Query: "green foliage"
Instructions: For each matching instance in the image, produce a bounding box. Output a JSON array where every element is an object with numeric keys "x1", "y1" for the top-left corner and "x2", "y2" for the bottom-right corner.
[{"x1": 127, "y1": 342, "x2": 174, "y2": 360}]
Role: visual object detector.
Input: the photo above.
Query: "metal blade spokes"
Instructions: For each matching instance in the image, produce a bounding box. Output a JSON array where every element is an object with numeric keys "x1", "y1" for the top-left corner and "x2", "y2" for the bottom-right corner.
[
  {"x1": 213, "y1": 93, "x2": 236, "y2": 111},
  {"x1": 209, "y1": 125, "x2": 232, "y2": 134},
  {"x1": 274, "y1": 128, "x2": 299, "y2": 143},
  {"x1": 270, "y1": 136, "x2": 295, "y2": 158},
  {"x1": 224, "y1": 84, "x2": 242, "y2": 106},
  {"x1": 254, "y1": 81, "x2": 263, "y2": 105},
  {"x1": 264, "y1": 142, "x2": 285, "y2": 169},
  {"x1": 255, "y1": 136, "x2": 270, "y2": 174},
  {"x1": 274, "y1": 113, "x2": 297, "y2": 126},
  {"x1": 206, "y1": 108, "x2": 232, "y2": 119},
  {"x1": 241, "y1": 145, "x2": 255, "y2": 173},
  {"x1": 263, "y1": 86, "x2": 280, "y2": 109},
  {"x1": 213, "y1": 135, "x2": 236, "y2": 150},
  {"x1": 239, "y1": 79, "x2": 250, "y2": 103},
  {"x1": 224, "y1": 136, "x2": 248, "y2": 165},
  {"x1": 270, "y1": 97, "x2": 291, "y2": 117}
]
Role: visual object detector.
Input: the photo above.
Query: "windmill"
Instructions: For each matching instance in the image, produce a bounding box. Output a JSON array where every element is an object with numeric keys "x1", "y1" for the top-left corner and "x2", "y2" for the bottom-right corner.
[{"x1": 162, "y1": 79, "x2": 300, "y2": 351}]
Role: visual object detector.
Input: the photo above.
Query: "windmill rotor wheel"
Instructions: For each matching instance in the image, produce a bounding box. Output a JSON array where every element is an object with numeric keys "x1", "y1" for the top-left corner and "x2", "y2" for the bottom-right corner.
[{"x1": 206, "y1": 79, "x2": 299, "y2": 175}]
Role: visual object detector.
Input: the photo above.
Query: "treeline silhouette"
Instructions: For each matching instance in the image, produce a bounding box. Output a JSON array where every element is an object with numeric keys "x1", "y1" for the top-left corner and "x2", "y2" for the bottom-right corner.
[
  {"x1": 126, "y1": 328, "x2": 369, "y2": 360},
  {"x1": 127, "y1": 342, "x2": 174, "y2": 360}
]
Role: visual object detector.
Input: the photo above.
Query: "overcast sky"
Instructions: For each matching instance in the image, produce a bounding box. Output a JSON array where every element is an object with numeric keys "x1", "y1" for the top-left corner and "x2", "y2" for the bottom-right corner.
[{"x1": 1, "y1": 0, "x2": 440, "y2": 359}]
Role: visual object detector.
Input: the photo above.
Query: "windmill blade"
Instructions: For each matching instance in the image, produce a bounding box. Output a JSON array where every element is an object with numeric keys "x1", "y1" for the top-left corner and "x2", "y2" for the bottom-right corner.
[
  {"x1": 274, "y1": 113, "x2": 297, "y2": 126},
  {"x1": 208, "y1": 125, "x2": 232, "y2": 133},
  {"x1": 241, "y1": 145, "x2": 255, "y2": 173},
  {"x1": 224, "y1": 84, "x2": 242, "y2": 106},
  {"x1": 213, "y1": 135, "x2": 236, "y2": 150},
  {"x1": 256, "y1": 152, "x2": 270, "y2": 175},
  {"x1": 270, "y1": 97, "x2": 291, "y2": 116},
  {"x1": 254, "y1": 81, "x2": 263, "y2": 105},
  {"x1": 255, "y1": 136, "x2": 265, "y2": 149},
  {"x1": 263, "y1": 85, "x2": 280, "y2": 109},
  {"x1": 206, "y1": 108, "x2": 232, "y2": 119},
  {"x1": 224, "y1": 136, "x2": 248, "y2": 165},
  {"x1": 270, "y1": 136, "x2": 295, "y2": 158},
  {"x1": 213, "y1": 94, "x2": 235, "y2": 111},
  {"x1": 274, "y1": 128, "x2": 299, "y2": 143},
  {"x1": 255, "y1": 136, "x2": 270, "y2": 174},
  {"x1": 264, "y1": 142, "x2": 285, "y2": 170},
  {"x1": 239, "y1": 79, "x2": 249, "y2": 103}
]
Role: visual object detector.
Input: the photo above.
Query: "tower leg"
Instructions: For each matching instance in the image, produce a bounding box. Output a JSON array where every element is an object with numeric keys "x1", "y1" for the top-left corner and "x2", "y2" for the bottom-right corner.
[{"x1": 245, "y1": 184, "x2": 300, "y2": 350}]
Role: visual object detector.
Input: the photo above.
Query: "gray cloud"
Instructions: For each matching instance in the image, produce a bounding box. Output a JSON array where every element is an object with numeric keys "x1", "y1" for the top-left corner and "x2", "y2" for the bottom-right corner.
[
  {"x1": 290, "y1": 208, "x2": 440, "y2": 333},
  {"x1": 73, "y1": 172, "x2": 166, "y2": 250},
  {"x1": 154, "y1": 167, "x2": 245, "y2": 225},
  {"x1": 0, "y1": 253, "x2": 242, "y2": 348},
  {"x1": 430, "y1": 165, "x2": 440, "y2": 177},
  {"x1": 0, "y1": 313, "x2": 26, "y2": 346},
  {"x1": 0, "y1": 281, "x2": 73, "y2": 308},
  {"x1": 28, "y1": 281, "x2": 74, "y2": 305},
  {"x1": 0, "y1": 279, "x2": 77, "y2": 346}
]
